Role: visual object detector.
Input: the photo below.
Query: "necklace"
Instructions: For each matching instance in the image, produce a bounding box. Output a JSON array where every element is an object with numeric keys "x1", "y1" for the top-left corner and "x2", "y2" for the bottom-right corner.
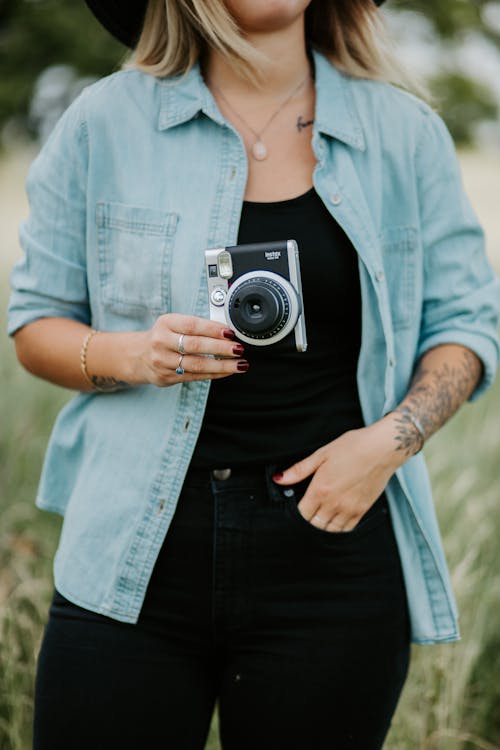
[{"x1": 209, "y1": 69, "x2": 312, "y2": 161}]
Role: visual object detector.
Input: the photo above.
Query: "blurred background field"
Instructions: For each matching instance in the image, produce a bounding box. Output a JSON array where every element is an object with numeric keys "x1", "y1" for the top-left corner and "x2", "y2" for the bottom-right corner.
[{"x1": 1, "y1": 1, "x2": 500, "y2": 749}]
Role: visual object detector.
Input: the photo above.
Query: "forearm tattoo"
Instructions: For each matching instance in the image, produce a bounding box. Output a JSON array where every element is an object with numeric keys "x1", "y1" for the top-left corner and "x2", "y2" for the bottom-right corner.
[
  {"x1": 90, "y1": 375, "x2": 130, "y2": 392},
  {"x1": 390, "y1": 348, "x2": 482, "y2": 457}
]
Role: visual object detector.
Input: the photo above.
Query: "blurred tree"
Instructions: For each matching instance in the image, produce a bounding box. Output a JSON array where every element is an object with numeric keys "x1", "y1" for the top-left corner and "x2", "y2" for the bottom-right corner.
[
  {"x1": 0, "y1": 0, "x2": 127, "y2": 145},
  {"x1": 0, "y1": 0, "x2": 499, "y2": 147},
  {"x1": 389, "y1": 0, "x2": 500, "y2": 142},
  {"x1": 391, "y1": 0, "x2": 500, "y2": 44},
  {"x1": 429, "y1": 71, "x2": 498, "y2": 145}
]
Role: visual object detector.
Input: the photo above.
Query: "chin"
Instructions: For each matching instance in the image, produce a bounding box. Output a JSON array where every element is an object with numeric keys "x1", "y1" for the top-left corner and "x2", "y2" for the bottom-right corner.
[{"x1": 224, "y1": 0, "x2": 313, "y2": 33}]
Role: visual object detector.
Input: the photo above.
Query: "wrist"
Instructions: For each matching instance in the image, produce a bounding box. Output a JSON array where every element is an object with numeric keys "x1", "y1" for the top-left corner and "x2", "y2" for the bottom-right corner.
[
  {"x1": 123, "y1": 330, "x2": 151, "y2": 385},
  {"x1": 85, "y1": 330, "x2": 148, "y2": 388},
  {"x1": 369, "y1": 411, "x2": 418, "y2": 471}
]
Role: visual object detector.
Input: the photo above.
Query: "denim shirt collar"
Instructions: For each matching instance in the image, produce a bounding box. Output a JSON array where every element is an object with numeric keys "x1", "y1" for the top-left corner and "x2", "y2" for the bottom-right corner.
[{"x1": 157, "y1": 46, "x2": 366, "y2": 152}]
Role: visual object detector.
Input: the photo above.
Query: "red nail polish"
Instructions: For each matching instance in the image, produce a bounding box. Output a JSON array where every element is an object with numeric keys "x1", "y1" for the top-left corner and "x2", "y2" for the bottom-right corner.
[
  {"x1": 272, "y1": 472, "x2": 284, "y2": 481},
  {"x1": 237, "y1": 360, "x2": 249, "y2": 372},
  {"x1": 223, "y1": 329, "x2": 236, "y2": 339},
  {"x1": 233, "y1": 344, "x2": 245, "y2": 355}
]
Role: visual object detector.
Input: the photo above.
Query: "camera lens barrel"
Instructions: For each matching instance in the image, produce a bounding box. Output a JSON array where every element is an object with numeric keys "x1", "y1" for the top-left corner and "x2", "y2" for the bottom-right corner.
[
  {"x1": 229, "y1": 279, "x2": 287, "y2": 336},
  {"x1": 227, "y1": 273, "x2": 299, "y2": 343}
]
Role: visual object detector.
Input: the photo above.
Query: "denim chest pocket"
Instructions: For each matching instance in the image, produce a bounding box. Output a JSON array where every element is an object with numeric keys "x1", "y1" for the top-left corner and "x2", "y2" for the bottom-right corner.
[
  {"x1": 379, "y1": 226, "x2": 419, "y2": 330},
  {"x1": 96, "y1": 201, "x2": 180, "y2": 315}
]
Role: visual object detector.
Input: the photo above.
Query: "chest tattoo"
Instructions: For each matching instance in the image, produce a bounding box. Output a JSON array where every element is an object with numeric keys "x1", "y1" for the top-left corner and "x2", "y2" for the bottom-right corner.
[{"x1": 296, "y1": 115, "x2": 314, "y2": 132}]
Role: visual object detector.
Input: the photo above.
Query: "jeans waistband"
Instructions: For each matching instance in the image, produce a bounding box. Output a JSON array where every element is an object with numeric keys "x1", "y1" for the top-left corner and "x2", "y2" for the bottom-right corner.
[
  {"x1": 185, "y1": 463, "x2": 279, "y2": 483},
  {"x1": 183, "y1": 463, "x2": 388, "y2": 510}
]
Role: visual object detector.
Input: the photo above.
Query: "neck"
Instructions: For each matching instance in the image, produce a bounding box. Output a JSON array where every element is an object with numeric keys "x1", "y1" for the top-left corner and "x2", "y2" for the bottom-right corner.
[{"x1": 201, "y1": 15, "x2": 313, "y2": 99}]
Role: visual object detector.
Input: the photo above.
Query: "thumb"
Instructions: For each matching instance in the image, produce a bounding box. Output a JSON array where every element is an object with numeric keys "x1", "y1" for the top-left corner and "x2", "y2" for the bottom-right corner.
[{"x1": 272, "y1": 448, "x2": 325, "y2": 485}]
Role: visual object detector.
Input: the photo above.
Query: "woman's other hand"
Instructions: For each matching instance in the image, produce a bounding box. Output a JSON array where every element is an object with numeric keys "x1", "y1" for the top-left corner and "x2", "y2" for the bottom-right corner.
[
  {"x1": 272, "y1": 342, "x2": 486, "y2": 531},
  {"x1": 271, "y1": 415, "x2": 406, "y2": 532}
]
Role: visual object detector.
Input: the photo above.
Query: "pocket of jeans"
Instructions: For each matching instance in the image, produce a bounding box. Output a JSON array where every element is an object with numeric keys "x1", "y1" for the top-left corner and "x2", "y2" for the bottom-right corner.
[
  {"x1": 284, "y1": 488, "x2": 389, "y2": 542},
  {"x1": 96, "y1": 201, "x2": 180, "y2": 315}
]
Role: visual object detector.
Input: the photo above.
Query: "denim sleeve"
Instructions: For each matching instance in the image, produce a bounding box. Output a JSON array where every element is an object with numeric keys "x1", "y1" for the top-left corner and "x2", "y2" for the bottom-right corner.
[
  {"x1": 414, "y1": 108, "x2": 500, "y2": 402},
  {"x1": 6, "y1": 88, "x2": 91, "y2": 337}
]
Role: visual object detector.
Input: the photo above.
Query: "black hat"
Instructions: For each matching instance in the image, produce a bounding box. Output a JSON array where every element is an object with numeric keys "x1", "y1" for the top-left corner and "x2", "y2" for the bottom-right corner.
[
  {"x1": 84, "y1": 1, "x2": 146, "y2": 48},
  {"x1": 84, "y1": 0, "x2": 386, "y2": 49}
]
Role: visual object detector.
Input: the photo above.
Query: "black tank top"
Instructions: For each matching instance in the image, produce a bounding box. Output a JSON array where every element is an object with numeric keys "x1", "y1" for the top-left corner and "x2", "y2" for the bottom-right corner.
[{"x1": 190, "y1": 186, "x2": 366, "y2": 468}]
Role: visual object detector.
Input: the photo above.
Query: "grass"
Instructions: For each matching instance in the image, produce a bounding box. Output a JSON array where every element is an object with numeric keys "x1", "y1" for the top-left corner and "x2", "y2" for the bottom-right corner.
[
  {"x1": 384, "y1": 386, "x2": 500, "y2": 750},
  {"x1": 1, "y1": 275, "x2": 499, "y2": 749}
]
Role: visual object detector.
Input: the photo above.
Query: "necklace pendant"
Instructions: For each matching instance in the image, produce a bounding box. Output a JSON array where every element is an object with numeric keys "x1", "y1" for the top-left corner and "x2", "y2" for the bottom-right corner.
[{"x1": 252, "y1": 139, "x2": 268, "y2": 161}]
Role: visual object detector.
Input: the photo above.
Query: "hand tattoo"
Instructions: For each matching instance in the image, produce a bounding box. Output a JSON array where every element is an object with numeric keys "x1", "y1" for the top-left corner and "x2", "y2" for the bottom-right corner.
[
  {"x1": 296, "y1": 115, "x2": 314, "y2": 132},
  {"x1": 390, "y1": 347, "x2": 482, "y2": 458}
]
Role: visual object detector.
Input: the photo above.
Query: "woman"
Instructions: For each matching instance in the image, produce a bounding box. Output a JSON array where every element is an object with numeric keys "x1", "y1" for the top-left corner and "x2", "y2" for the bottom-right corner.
[{"x1": 7, "y1": 0, "x2": 500, "y2": 748}]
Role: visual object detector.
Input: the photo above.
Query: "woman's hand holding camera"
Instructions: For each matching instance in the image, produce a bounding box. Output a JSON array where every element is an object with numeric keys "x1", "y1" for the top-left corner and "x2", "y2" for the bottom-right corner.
[
  {"x1": 131, "y1": 313, "x2": 250, "y2": 387},
  {"x1": 272, "y1": 415, "x2": 405, "y2": 532}
]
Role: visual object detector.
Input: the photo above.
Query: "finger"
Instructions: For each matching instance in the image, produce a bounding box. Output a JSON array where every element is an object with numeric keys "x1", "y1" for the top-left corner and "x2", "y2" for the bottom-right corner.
[
  {"x1": 173, "y1": 370, "x2": 236, "y2": 383},
  {"x1": 161, "y1": 313, "x2": 235, "y2": 341},
  {"x1": 155, "y1": 369, "x2": 242, "y2": 386},
  {"x1": 325, "y1": 506, "x2": 364, "y2": 532},
  {"x1": 166, "y1": 353, "x2": 249, "y2": 376},
  {"x1": 302, "y1": 504, "x2": 346, "y2": 531},
  {"x1": 295, "y1": 491, "x2": 323, "y2": 524},
  {"x1": 324, "y1": 515, "x2": 348, "y2": 532},
  {"x1": 272, "y1": 446, "x2": 326, "y2": 485},
  {"x1": 294, "y1": 473, "x2": 341, "y2": 523},
  {"x1": 305, "y1": 509, "x2": 334, "y2": 530},
  {"x1": 168, "y1": 330, "x2": 245, "y2": 359}
]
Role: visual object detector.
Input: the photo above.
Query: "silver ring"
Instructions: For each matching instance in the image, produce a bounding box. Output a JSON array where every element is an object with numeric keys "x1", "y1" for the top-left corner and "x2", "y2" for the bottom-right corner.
[
  {"x1": 176, "y1": 354, "x2": 185, "y2": 375},
  {"x1": 177, "y1": 333, "x2": 186, "y2": 355}
]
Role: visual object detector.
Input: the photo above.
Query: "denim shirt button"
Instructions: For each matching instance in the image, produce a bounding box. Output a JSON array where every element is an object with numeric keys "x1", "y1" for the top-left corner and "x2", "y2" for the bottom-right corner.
[
  {"x1": 376, "y1": 269, "x2": 384, "y2": 281},
  {"x1": 330, "y1": 193, "x2": 342, "y2": 205},
  {"x1": 389, "y1": 356, "x2": 396, "y2": 367}
]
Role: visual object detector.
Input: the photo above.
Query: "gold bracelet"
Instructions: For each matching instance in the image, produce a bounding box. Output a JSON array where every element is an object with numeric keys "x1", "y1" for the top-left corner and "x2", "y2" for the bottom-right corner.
[{"x1": 80, "y1": 328, "x2": 101, "y2": 390}]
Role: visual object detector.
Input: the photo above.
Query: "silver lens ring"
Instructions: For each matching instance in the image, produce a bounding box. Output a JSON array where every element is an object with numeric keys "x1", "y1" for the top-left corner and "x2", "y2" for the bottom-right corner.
[{"x1": 225, "y1": 270, "x2": 300, "y2": 346}]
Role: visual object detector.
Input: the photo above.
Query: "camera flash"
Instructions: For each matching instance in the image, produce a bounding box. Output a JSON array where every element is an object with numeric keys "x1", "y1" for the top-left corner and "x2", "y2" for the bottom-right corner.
[{"x1": 218, "y1": 251, "x2": 233, "y2": 279}]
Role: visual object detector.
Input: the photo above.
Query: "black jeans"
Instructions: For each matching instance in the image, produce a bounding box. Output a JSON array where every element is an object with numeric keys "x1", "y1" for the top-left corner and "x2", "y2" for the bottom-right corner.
[{"x1": 33, "y1": 463, "x2": 411, "y2": 750}]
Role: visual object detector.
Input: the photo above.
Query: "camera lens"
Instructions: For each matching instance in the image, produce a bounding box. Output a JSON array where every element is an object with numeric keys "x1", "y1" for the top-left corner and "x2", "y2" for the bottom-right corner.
[{"x1": 228, "y1": 277, "x2": 290, "y2": 339}]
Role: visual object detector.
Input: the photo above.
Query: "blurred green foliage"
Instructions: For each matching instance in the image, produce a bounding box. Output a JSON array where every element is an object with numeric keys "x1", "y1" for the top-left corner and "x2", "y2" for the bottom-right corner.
[
  {"x1": 0, "y1": 0, "x2": 499, "y2": 143},
  {"x1": 392, "y1": 0, "x2": 500, "y2": 143},
  {"x1": 429, "y1": 72, "x2": 498, "y2": 145},
  {"x1": 0, "y1": 0, "x2": 127, "y2": 137},
  {"x1": 392, "y1": 0, "x2": 495, "y2": 39}
]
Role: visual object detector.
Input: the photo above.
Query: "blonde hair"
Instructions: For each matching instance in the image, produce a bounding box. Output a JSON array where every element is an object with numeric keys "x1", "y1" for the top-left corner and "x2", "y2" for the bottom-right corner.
[{"x1": 121, "y1": 0, "x2": 430, "y2": 102}]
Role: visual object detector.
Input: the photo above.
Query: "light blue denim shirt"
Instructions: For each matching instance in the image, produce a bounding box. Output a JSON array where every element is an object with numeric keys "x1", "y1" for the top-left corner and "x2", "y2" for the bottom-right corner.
[{"x1": 7, "y1": 46, "x2": 500, "y2": 644}]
